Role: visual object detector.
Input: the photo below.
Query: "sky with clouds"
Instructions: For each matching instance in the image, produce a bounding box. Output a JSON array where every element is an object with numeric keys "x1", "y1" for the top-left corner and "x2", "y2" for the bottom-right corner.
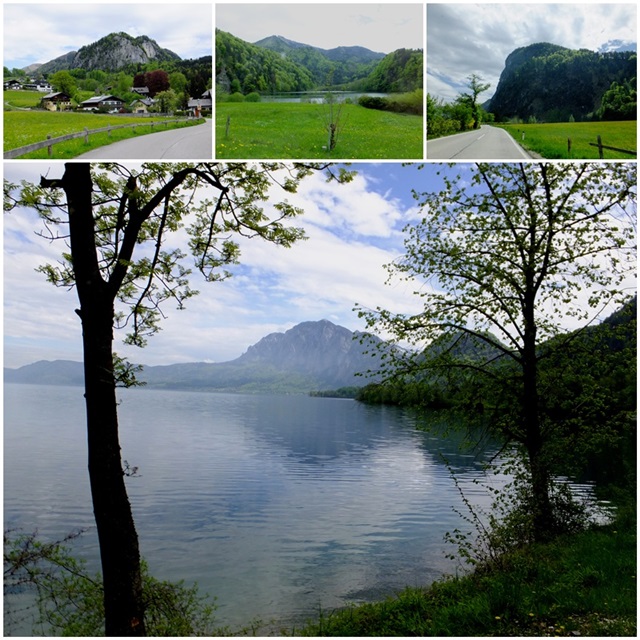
[
  {"x1": 215, "y1": 3, "x2": 424, "y2": 53},
  {"x1": 427, "y1": 3, "x2": 638, "y2": 102},
  {"x1": 3, "y1": 2, "x2": 212, "y2": 70},
  {"x1": 3, "y1": 163, "x2": 432, "y2": 369},
  {"x1": 3, "y1": 162, "x2": 636, "y2": 370}
]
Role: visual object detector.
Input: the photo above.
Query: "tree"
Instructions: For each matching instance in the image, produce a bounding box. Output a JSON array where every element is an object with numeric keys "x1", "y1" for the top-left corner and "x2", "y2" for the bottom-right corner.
[
  {"x1": 4, "y1": 162, "x2": 351, "y2": 635},
  {"x1": 153, "y1": 89, "x2": 178, "y2": 114},
  {"x1": 49, "y1": 70, "x2": 77, "y2": 98},
  {"x1": 144, "y1": 70, "x2": 170, "y2": 97},
  {"x1": 459, "y1": 73, "x2": 491, "y2": 129},
  {"x1": 358, "y1": 162, "x2": 636, "y2": 542}
]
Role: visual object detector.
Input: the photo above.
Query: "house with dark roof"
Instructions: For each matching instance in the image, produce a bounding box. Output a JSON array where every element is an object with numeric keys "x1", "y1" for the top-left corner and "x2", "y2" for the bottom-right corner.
[
  {"x1": 130, "y1": 97, "x2": 155, "y2": 113},
  {"x1": 80, "y1": 94, "x2": 125, "y2": 112},
  {"x1": 41, "y1": 92, "x2": 72, "y2": 111},
  {"x1": 187, "y1": 89, "x2": 212, "y2": 116}
]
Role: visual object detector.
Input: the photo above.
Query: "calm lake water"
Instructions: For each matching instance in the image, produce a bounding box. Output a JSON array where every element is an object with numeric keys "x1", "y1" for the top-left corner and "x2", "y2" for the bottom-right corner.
[
  {"x1": 259, "y1": 91, "x2": 390, "y2": 103},
  {"x1": 3, "y1": 384, "x2": 514, "y2": 632}
]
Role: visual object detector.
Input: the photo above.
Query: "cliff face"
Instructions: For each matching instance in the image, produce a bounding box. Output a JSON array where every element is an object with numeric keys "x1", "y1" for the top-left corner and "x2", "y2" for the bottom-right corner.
[
  {"x1": 237, "y1": 320, "x2": 382, "y2": 386},
  {"x1": 488, "y1": 42, "x2": 637, "y2": 121},
  {"x1": 35, "y1": 32, "x2": 180, "y2": 74}
]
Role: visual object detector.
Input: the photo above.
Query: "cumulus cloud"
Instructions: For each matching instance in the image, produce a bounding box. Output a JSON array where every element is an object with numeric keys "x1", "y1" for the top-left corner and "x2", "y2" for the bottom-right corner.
[
  {"x1": 3, "y1": 3, "x2": 212, "y2": 69},
  {"x1": 3, "y1": 163, "x2": 427, "y2": 368},
  {"x1": 427, "y1": 3, "x2": 637, "y2": 101}
]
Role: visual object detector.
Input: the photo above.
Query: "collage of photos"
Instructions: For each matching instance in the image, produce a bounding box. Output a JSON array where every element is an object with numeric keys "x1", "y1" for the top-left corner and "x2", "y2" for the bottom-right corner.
[{"x1": 3, "y1": 1, "x2": 638, "y2": 638}]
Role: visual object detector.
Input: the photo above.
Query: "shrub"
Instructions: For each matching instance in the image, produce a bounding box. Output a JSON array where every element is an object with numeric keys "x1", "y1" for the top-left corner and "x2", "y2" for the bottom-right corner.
[
  {"x1": 4, "y1": 530, "x2": 221, "y2": 636},
  {"x1": 245, "y1": 92, "x2": 261, "y2": 103},
  {"x1": 228, "y1": 92, "x2": 245, "y2": 103}
]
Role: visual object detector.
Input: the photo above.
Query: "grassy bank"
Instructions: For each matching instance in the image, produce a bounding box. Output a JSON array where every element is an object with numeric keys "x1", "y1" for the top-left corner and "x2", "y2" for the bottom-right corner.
[
  {"x1": 216, "y1": 102, "x2": 423, "y2": 159},
  {"x1": 4, "y1": 110, "x2": 203, "y2": 159},
  {"x1": 496, "y1": 121, "x2": 636, "y2": 159},
  {"x1": 294, "y1": 508, "x2": 636, "y2": 636}
]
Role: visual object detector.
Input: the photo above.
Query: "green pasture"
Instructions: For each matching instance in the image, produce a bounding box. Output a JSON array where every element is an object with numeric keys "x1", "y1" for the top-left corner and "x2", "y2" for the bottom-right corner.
[
  {"x1": 497, "y1": 121, "x2": 637, "y2": 159},
  {"x1": 216, "y1": 102, "x2": 423, "y2": 159},
  {"x1": 4, "y1": 110, "x2": 201, "y2": 159},
  {"x1": 3, "y1": 89, "x2": 45, "y2": 109}
]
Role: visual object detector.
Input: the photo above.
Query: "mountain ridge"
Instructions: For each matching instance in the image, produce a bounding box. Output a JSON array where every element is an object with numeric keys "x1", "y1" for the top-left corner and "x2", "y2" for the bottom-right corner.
[
  {"x1": 488, "y1": 41, "x2": 637, "y2": 121},
  {"x1": 31, "y1": 32, "x2": 181, "y2": 74},
  {"x1": 4, "y1": 320, "x2": 385, "y2": 394}
]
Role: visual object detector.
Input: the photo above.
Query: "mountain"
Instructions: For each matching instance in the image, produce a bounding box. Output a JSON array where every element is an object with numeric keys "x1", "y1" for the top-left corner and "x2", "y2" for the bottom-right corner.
[
  {"x1": 34, "y1": 32, "x2": 181, "y2": 74},
  {"x1": 488, "y1": 42, "x2": 637, "y2": 122},
  {"x1": 253, "y1": 34, "x2": 385, "y2": 87},
  {"x1": 4, "y1": 320, "x2": 386, "y2": 394},
  {"x1": 215, "y1": 29, "x2": 315, "y2": 94}
]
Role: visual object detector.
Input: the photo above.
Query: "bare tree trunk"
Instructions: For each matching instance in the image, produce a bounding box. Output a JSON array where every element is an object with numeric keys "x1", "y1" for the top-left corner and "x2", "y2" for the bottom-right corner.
[{"x1": 44, "y1": 163, "x2": 146, "y2": 636}]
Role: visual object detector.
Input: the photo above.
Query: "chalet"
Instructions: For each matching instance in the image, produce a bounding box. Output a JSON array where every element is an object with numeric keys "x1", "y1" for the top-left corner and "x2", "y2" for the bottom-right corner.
[
  {"x1": 131, "y1": 86, "x2": 150, "y2": 96},
  {"x1": 130, "y1": 97, "x2": 155, "y2": 113},
  {"x1": 4, "y1": 79, "x2": 22, "y2": 90},
  {"x1": 187, "y1": 89, "x2": 212, "y2": 116},
  {"x1": 80, "y1": 94, "x2": 125, "y2": 112},
  {"x1": 41, "y1": 92, "x2": 72, "y2": 111},
  {"x1": 24, "y1": 81, "x2": 53, "y2": 92}
]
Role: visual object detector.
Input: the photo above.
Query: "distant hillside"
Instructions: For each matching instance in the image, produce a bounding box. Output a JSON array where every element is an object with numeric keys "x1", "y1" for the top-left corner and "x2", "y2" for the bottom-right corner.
[
  {"x1": 215, "y1": 30, "x2": 315, "y2": 94},
  {"x1": 358, "y1": 48, "x2": 423, "y2": 92},
  {"x1": 253, "y1": 34, "x2": 384, "y2": 87},
  {"x1": 4, "y1": 320, "x2": 386, "y2": 394},
  {"x1": 488, "y1": 42, "x2": 637, "y2": 122},
  {"x1": 35, "y1": 32, "x2": 181, "y2": 74},
  {"x1": 217, "y1": 30, "x2": 421, "y2": 94}
]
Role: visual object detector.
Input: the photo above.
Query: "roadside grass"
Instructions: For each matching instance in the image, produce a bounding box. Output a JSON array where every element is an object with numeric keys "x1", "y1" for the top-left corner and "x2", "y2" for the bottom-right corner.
[
  {"x1": 4, "y1": 110, "x2": 204, "y2": 159},
  {"x1": 496, "y1": 121, "x2": 637, "y2": 159},
  {"x1": 293, "y1": 509, "x2": 636, "y2": 636},
  {"x1": 216, "y1": 102, "x2": 423, "y2": 159}
]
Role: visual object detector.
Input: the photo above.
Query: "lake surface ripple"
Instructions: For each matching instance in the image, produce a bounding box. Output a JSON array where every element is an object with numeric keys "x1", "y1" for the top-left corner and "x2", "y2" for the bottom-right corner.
[{"x1": 5, "y1": 384, "x2": 509, "y2": 631}]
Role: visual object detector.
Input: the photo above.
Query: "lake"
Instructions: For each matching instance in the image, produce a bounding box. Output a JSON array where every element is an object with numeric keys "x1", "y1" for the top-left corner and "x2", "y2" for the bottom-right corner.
[
  {"x1": 259, "y1": 91, "x2": 390, "y2": 103},
  {"x1": 2, "y1": 383, "x2": 565, "y2": 633}
]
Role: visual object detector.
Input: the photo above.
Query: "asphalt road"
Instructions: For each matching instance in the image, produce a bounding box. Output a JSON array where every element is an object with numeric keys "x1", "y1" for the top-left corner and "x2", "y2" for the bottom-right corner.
[
  {"x1": 426, "y1": 125, "x2": 531, "y2": 160},
  {"x1": 77, "y1": 118, "x2": 212, "y2": 159}
]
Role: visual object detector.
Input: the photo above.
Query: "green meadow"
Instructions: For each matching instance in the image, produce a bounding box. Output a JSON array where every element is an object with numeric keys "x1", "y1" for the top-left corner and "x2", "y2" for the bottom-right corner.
[
  {"x1": 216, "y1": 102, "x2": 423, "y2": 159},
  {"x1": 4, "y1": 110, "x2": 201, "y2": 159},
  {"x1": 497, "y1": 121, "x2": 637, "y2": 159}
]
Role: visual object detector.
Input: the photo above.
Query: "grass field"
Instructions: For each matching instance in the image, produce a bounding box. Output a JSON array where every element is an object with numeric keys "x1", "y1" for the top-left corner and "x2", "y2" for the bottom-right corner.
[
  {"x1": 3, "y1": 89, "x2": 45, "y2": 109},
  {"x1": 497, "y1": 121, "x2": 637, "y2": 159},
  {"x1": 4, "y1": 110, "x2": 202, "y2": 159},
  {"x1": 216, "y1": 102, "x2": 424, "y2": 159}
]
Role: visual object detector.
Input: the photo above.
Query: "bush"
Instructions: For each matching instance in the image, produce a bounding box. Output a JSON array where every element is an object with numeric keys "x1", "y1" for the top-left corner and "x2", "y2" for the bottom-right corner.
[
  {"x1": 244, "y1": 92, "x2": 261, "y2": 102},
  {"x1": 228, "y1": 92, "x2": 245, "y2": 103},
  {"x1": 358, "y1": 90, "x2": 423, "y2": 116},
  {"x1": 4, "y1": 530, "x2": 222, "y2": 636}
]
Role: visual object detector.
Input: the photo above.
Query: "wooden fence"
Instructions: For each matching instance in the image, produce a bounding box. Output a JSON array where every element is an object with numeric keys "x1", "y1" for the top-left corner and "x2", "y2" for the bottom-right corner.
[
  {"x1": 4, "y1": 118, "x2": 200, "y2": 159},
  {"x1": 566, "y1": 134, "x2": 636, "y2": 159}
]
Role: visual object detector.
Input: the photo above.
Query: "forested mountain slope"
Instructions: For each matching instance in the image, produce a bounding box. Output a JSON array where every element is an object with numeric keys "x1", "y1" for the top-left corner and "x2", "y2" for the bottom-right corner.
[{"x1": 488, "y1": 42, "x2": 637, "y2": 122}]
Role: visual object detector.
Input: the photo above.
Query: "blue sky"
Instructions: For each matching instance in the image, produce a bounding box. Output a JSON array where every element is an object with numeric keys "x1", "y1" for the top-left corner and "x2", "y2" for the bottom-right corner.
[
  {"x1": 428, "y1": 3, "x2": 637, "y2": 102},
  {"x1": 3, "y1": 2, "x2": 212, "y2": 70},
  {"x1": 3, "y1": 162, "x2": 442, "y2": 368}
]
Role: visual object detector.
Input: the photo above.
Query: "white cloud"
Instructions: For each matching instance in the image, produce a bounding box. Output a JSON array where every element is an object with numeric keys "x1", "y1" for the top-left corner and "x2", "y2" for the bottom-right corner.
[
  {"x1": 3, "y1": 163, "x2": 425, "y2": 369},
  {"x1": 3, "y1": 3, "x2": 212, "y2": 69},
  {"x1": 427, "y1": 3, "x2": 637, "y2": 101}
]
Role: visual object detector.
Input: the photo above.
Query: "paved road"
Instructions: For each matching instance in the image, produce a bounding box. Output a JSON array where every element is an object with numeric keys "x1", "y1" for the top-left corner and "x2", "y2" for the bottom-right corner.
[
  {"x1": 426, "y1": 125, "x2": 531, "y2": 160},
  {"x1": 77, "y1": 118, "x2": 212, "y2": 159}
]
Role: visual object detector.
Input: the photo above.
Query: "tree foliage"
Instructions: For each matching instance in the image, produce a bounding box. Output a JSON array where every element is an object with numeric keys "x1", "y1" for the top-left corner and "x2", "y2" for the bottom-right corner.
[
  {"x1": 4, "y1": 530, "x2": 220, "y2": 636},
  {"x1": 357, "y1": 162, "x2": 636, "y2": 541},
  {"x1": 489, "y1": 43, "x2": 637, "y2": 122},
  {"x1": 215, "y1": 30, "x2": 315, "y2": 94}
]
